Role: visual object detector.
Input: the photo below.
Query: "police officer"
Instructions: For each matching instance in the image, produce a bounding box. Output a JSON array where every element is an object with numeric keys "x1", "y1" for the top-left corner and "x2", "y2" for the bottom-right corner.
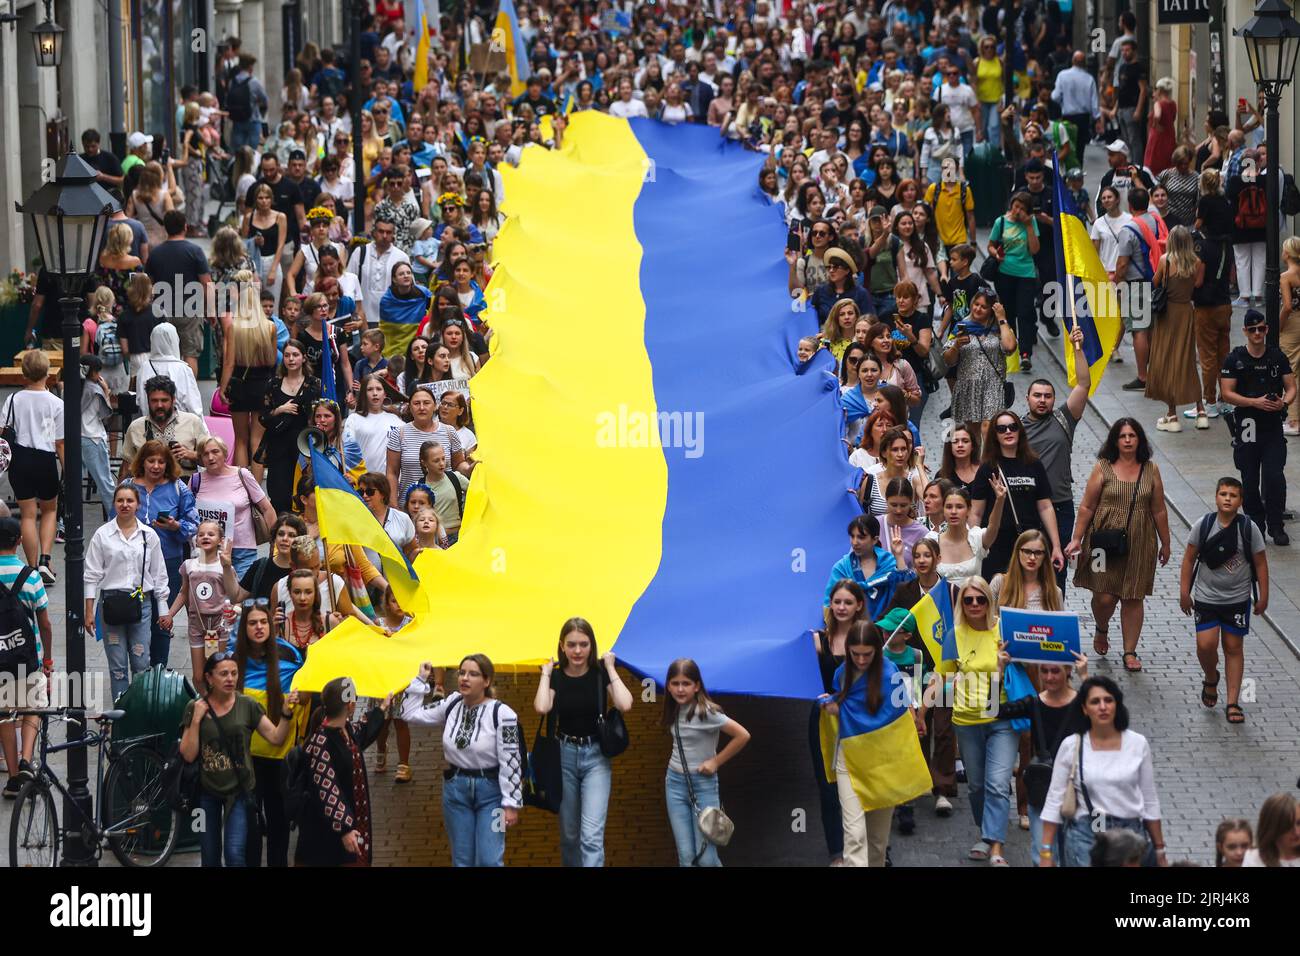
[{"x1": 1220, "y1": 309, "x2": 1297, "y2": 545}]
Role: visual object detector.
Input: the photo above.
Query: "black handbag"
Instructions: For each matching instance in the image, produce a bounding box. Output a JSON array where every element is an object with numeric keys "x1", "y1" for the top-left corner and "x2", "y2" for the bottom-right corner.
[
  {"x1": 596, "y1": 670, "x2": 629, "y2": 758},
  {"x1": 1090, "y1": 463, "x2": 1145, "y2": 559},
  {"x1": 521, "y1": 711, "x2": 563, "y2": 814},
  {"x1": 100, "y1": 535, "x2": 148, "y2": 626},
  {"x1": 1022, "y1": 699, "x2": 1053, "y2": 811}
]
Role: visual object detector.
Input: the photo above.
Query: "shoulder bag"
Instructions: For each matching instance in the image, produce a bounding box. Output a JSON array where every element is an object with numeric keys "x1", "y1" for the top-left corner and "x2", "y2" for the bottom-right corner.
[
  {"x1": 1090, "y1": 462, "x2": 1145, "y2": 559},
  {"x1": 976, "y1": 329, "x2": 1016, "y2": 408},
  {"x1": 1022, "y1": 697, "x2": 1054, "y2": 811},
  {"x1": 595, "y1": 669, "x2": 629, "y2": 758},
  {"x1": 237, "y1": 467, "x2": 273, "y2": 544},
  {"x1": 521, "y1": 706, "x2": 563, "y2": 814},
  {"x1": 1059, "y1": 732, "x2": 1082, "y2": 819},
  {"x1": 674, "y1": 713, "x2": 735, "y2": 863},
  {"x1": 101, "y1": 533, "x2": 148, "y2": 626}
]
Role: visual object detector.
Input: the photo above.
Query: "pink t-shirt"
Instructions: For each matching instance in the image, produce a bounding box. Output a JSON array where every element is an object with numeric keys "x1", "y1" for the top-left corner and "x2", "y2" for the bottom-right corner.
[{"x1": 193, "y1": 468, "x2": 267, "y2": 549}]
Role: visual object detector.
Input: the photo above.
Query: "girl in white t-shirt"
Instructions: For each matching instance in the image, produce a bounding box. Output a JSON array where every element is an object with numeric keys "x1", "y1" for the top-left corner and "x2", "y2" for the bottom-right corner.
[
  {"x1": 927, "y1": 484, "x2": 1006, "y2": 584},
  {"x1": 1, "y1": 349, "x2": 64, "y2": 581},
  {"x1": 1090, "y1": 186, "x2": 1134, "y2": 272}
]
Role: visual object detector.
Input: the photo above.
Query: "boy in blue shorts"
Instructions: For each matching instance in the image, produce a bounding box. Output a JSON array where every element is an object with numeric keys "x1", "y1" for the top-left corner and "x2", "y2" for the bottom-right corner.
[{"x1": 1179, "y1": 477, "x2": 1269, "y2": 724}]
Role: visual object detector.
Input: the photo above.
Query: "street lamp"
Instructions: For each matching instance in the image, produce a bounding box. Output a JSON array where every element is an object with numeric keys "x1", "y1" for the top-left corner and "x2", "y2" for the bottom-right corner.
[
  {"x1": 1236, "y1": 0, "x2": 1300, "y2": 348},
  {"x1": 30, "y1": 0, "x2": 63, "y2": 68},
  {"x1": 14, "y1": 151, "x2": 117, "y2": 867}
]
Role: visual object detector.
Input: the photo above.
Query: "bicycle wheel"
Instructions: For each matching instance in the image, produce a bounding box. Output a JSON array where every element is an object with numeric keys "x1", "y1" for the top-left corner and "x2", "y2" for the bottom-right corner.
[
  {"x1": 103, "y1": 744, "x2": 180, "y2": 868},
  {"x1": 8, "y1": 778, "x2": 58, "y2": 867}
]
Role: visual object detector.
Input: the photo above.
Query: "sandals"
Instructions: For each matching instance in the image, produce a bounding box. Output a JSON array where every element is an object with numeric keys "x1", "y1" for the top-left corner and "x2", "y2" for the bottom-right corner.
[
  {"x1": 1093, "y1": 629, "x2": 1110, "y2": 656},
  {"x1": 395, "y1": 764, "x2": 413, "y2": 783},
  {"x1": 1122, "y1": 651, "x2": 1143, "y2": 672},
  {"x1": 989, "y1": 854, "x2": 1010, "y2": 867},
  {"x1": 375, "y1": 750, "x2": 388, "y2": 772},
  {"x1": 968, "y1": 841, "x2": 990, "y2": 861},
  {"x1": 1201, "y1": 673, "x2": 1220, "y2": 708},
  {"x1": 1225, "y1": 703, "x2": 1246, "y2": 724}
]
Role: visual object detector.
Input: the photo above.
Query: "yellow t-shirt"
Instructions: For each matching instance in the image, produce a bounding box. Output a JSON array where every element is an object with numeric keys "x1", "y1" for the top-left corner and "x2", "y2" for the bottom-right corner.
[
  {"x1": 925, "y1": 182, "x2": 975, "y2": 248},
  {"x1": 976, "y1": 55, "x2": 1004, "y2": 105},
  {"x1": 936, "y1": 623, "x2": 1006, "y2": 725}
]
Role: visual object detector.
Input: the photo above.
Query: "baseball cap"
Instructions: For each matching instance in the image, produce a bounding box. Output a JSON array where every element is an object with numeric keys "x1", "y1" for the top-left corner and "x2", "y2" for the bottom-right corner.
[
  {"x1": 867, "y1": 206, "x2": 890, "y2": 220},
  {"x1": 1106, "y1": 139, "x2": 1131, "y2": 158},
  {"x1": 127, "y1": 131, "x2": 153, "y2": 149}
]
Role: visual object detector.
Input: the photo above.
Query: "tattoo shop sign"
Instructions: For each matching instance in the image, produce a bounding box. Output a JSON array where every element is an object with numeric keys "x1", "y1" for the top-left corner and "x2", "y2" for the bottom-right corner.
[{"x1": 1157, "y1": 0, "x2": 1211, "y2": 24}]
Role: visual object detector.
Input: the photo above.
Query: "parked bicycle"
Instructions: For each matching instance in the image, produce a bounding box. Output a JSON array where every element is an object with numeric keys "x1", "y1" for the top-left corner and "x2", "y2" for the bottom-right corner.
[{"x1": 6, "y1": 707, "x2": 180, "y2": 868}]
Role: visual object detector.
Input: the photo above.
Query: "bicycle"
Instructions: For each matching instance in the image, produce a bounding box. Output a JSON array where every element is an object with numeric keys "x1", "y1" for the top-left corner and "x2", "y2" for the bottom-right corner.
[{"x1": 5, "y1": 707, "x2": 181, "y2": 868}]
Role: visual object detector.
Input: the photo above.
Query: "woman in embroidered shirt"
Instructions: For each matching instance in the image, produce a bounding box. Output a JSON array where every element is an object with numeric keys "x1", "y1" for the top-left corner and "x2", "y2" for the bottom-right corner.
[
  {"x1": 402, "y1": 655, "x2": 524, "y2": 867},
  {"x1": 534, "y1": 617, "x2": 634, "y2": 867},
  {"x1": 296, "y1": 676, "x2": 391, "y2": 866},
  {"x1": 1039, "y1": 676, "x2": 1167, "y2": 868}
]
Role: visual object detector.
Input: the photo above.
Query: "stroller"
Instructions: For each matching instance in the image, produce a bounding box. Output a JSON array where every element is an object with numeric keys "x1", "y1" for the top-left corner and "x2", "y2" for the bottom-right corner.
[{"x1": 206, "y1": 152, "x2": 238, "y2": 236}]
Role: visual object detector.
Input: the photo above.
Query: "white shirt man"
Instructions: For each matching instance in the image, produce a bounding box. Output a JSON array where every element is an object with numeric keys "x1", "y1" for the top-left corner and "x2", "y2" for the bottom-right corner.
[
  {"x1": 938, "y1": 75, "x2": 978, "y2": 134},
  {"x1": 346, "y1": 219, "x2": 410, "y2": 327}
]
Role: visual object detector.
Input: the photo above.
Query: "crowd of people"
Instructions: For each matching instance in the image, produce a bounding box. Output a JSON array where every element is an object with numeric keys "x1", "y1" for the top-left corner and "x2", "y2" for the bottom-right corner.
[{"x1": 1, "y1": 1, "x2": 1296, "y2": 870}]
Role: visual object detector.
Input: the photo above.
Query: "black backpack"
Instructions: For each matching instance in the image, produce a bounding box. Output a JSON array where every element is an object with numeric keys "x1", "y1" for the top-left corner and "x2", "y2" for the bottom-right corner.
[
  {"x1": 1191, "y1": 513, "x2": 1259, "y2": 601},
  {"x1": 0, "y1": 567, "x2": 39, "y2": 672},
  {"x1": 443, "y1": 469, "x2": 465, "y2": 517},
  {"x1": 227, "y1": 76, "x2": 254, "y2": 123}
]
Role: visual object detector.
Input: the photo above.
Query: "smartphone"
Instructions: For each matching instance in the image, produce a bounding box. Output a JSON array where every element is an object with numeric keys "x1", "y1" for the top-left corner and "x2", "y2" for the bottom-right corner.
[
  {"x1": 786, "y1": 229, "x2": 801, "y2": 253},
  {"x1": 1238, "y1": 97, "x2": 1249, "y2": 112},
  {"x1": 156, "y1": 509, "x2": 171, "y2": 521},
  {"x1": 1267, "y1": 393, "x2": 1280, "y2": 403}
]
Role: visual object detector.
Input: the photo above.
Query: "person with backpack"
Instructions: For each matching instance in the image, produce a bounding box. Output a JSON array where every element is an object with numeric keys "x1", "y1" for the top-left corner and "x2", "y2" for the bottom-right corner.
[
  {"x1": 923, "y1": 158, "x2": 976, "y2": 255},
  {"x1": 0, "y1": 512, "x2": 53, "y2": 798},
  {"x1": 1180, "y1": 477, "x2": 1270, "y2": 725},
  {"x1": 401, "y1": 655, "x2": 524, "y2": 867},
  {"x1": 1227, "y1": 148, "x2": 1268, "y2": 307},
  {"x1": 1110, "y1": 188, "x2": 1166, "y2": 392},
  {"x1": 179, "y1": 651, "x2": 300, "y2": 867},
  {"x1": 227, "y1": 54, "x2": 269, "y2": 152},
  {"x1": 533, "y1": 617, "x2": 635, "y2": 867}
]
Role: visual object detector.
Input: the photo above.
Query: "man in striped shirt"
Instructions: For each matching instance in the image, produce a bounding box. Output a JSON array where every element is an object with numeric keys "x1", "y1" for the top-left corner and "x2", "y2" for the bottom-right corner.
[{"x1": 0, "y1": 505, "x2": 53, "y2": 797}]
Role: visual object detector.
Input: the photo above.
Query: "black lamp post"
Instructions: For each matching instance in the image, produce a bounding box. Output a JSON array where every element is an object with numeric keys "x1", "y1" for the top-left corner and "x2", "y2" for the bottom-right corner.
[
  {"x1": 1236, "y1": 0, "x2": 1300, "y2": 349},
  {"x1": 350, "y1": 0, "x2": 367, "y2": 238},
  {"x1": 15, "y1": 152, "x2": 117, "y2": 867},
  {"x1": 30, "y1": 0, "x2": 63, "y2": 68}
]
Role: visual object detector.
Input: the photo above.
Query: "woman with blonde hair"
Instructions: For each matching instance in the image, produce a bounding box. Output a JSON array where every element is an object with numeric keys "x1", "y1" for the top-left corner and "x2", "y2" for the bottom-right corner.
[
  {"x1": 1243, "y1": 793, "x2": 1300, "y2": 867},
  {"x1": 992, "y1": 529, "x2": 1063, "y2": 612},
  {"x1": 1144, "y1": 77, "x2": 1178, "y2": 175},
  {"x1": 1148, "y1": 225, "x2": 1205, "y2": 431},
  {"x1": 219, "y1": 269, "x2": 279, "y2": 475},
  {"x1": 820, "y1": 298, "x2": 862, "y2": 363},
  {"x1": 175, "y1": 101, "x2": 208, "y2": 236},
  {"x1": 126, "y1": 162, "x2": 174, "y2": 248},
  {"x1": 96, "y1": 224, "x2": 143, "y2": 316}
]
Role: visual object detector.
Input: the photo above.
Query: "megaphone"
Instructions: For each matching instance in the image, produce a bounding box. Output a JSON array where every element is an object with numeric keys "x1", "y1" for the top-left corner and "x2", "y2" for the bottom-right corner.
[{"x1": 297, "y1": 427, "x2": 328, "y2": 458}]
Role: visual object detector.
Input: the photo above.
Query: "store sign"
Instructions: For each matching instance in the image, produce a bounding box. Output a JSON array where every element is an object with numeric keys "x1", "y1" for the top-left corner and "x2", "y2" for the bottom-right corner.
[{"x1": 1158, "y1": 0, "x2": 1212, "y2": 24}]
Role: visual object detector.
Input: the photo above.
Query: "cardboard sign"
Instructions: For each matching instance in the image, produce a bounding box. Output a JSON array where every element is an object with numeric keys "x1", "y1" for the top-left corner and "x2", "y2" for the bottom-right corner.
[{"x1": 999, "y1": 607, "x2": 1082, "y2": 664}]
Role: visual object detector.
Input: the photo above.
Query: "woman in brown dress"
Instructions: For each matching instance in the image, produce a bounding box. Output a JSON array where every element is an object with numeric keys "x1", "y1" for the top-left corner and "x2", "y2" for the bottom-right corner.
[
  {"x1": 1064, "y1": 419, "x2": 1173, "y2": 673},
  {"x1": 1149, "y1": 226, "x2": 1207, "y2": 431}
]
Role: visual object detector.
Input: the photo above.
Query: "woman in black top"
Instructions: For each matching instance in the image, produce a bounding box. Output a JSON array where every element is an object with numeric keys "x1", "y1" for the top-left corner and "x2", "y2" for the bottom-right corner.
[
  {"x1": 295, "y1": 676, "x2": 391, "y2": 867},
  {"x1": 809, "y1": 580, "x2": 866, "y2": 866},
  {"x1": 968, "y1": 410, "x2": 1064, "y2": 581},
  {"x1": 221, "y1": 514, "x2": 306, "y2": 604},
  {"x1": 1195, "y1": 168, "x2": 1234, "y2": 241},
  {"x1": 259, "y1": 340, "x2": 321, "y2": 515},
  {"x1": 996, "y1": 650, "x2": 1090, "y2": 866},
  {"x1": 533, "y1": 618, "x2": 633, "y2": 867}
]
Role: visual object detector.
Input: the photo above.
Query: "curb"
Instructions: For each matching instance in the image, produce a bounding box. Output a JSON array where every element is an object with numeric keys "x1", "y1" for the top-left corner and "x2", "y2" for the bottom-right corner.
[{"x1": 1040, "y1": 339, "x2": 1300, "y2": 663}]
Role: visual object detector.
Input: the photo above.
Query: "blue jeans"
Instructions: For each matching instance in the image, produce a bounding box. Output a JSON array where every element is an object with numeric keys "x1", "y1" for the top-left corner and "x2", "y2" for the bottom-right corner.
[
  {"x1": 230, "y1": 120, "x2": 262, "y2": 152},
  {"x1": 1029, "y1": 803, "x2": 1062, "y2": 867},
  {"x1": 442, "y1": 772, "x2": 505, "y2": 867},
  {"x1": 150, "y1": 553, "x2": 184, "y2": 667},
  {"x1": 100, "y1": 603, "x2": 152, "y2": 703},
  {"x1": 197, "y1": 791, "x2": 251, "y2": 867},
  {"x1": 665, "y1": 768, "x2": 722, "y2": 867},
  {"x1": 81, "y1": 437, "x2": 114, "y2": 521},
  {"x1": 954, "y1": 719, "x2": 1018, "y2": 845},
  {"x1": 980, "y1": 102, "x2": 1002, "y2": 148},
  {"x1": 1060, "y1": 814, "x2": 1157, "y2": 868},
  {"x1": 558, "y1": 740, "x2": 612, "y2": 867},
  {"x1": 232, "y1": 547, "x2": 258, "y2": 579}
]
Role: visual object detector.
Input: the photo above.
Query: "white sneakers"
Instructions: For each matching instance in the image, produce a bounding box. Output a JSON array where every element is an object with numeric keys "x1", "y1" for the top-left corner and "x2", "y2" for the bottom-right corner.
[
  {"x1": 935, "y1": 795, "x2": 953, "y2": 816},
  {"x1": 1285, "y1": 422, "x2": 1300, "y2": 437},
  {"x1": 1156, "y1": 415, "x2": 1183, "y2": 433}
]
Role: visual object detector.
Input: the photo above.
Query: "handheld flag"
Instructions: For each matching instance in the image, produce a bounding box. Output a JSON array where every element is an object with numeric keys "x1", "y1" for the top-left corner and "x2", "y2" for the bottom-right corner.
[
  {"x1": 320, "y1": 321, "x2": 337, "y2": 402},
  {"x1": 1052, "y1": 149, "x2": 1120, "y2": 395},
  {"x1": 309, "y1": 445, "x2": 424, "y2": 614},
  {"x1": 818, "y1": 660, "x2": 933, "y2": 811},
  {"x1": 413, "y1": 0, "x2": 433, "y2": 92},
  {"x1": 908, "y1": 579, "x2": 956, "y2": 665},
  {"x1": 494, "y1": 0, "x2": 531, "y2": 97}
]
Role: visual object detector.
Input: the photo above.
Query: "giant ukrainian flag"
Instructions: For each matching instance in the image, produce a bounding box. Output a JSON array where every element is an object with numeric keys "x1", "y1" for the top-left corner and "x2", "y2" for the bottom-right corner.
[
  {"x1": 494, "y1": 0, "x2": 531, "y2": 97},
  {"x1": 296, "y1": 114, "x2": 860, "y2": 699},
  {"x1": 1053, "y1": 150, "x2": 1120, "y2": 395}
]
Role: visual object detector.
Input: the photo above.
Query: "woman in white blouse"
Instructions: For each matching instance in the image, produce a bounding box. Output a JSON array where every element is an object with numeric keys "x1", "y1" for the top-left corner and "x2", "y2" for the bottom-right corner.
[
  {"x1": 927, "y1": 484, "x2": 1006, "y2": 584},
  {"x1": 84, "y1": 484, "x2": 170, "y2": 702},
  {"x1": 402, "y1": 656, "x2": 523, "y2": 867},
  {"x1": 1039, "y1": 676, "x2": 1168, "y2": 867},
  {"x1": 1090, "y1": 186, "x2": 1133, "y2": 273}
]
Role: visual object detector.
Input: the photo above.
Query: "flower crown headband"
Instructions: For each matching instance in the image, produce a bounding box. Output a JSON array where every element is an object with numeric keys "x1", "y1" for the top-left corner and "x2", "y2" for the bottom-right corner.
[{"x1": 438, "y1": 192, "x2": 465, "y2": 207}]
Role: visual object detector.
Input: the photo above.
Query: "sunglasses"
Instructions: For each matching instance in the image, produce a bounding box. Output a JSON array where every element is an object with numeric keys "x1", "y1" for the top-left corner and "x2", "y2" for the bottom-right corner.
[
  {"x1": 962, "y1": 595, "x2": 989, "y2": 607},
  {"x1": 995, "y1": 422, "x2": 1020, "y2": 434},
  {"x1": 811, "y1": 229, "x2": 832, "y2": 237},
  {"x1": 241, "y1": 597, "x2": 271, "y2": 610},
  {"x1": 1244, "y1": 324, "x2": 1267, "y2": 333},
  {"x1": 359, "y1": 487, "x2": 379, "y2": 497}
]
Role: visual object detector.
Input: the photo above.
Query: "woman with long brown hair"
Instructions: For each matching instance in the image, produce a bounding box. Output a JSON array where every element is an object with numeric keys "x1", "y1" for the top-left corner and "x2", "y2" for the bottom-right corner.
[
  {"x1": 126, "y1": 162, "x2": 174, "y2": 248},
  {"x1": 937, "y1": 421, "x2": 981, "y2": 494}
]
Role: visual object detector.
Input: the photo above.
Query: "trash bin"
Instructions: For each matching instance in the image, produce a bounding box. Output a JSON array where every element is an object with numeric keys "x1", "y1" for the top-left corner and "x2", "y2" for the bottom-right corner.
[
  {"x1": 968, "y1": 142, "x2": 1011, "y2": 229},
  {"x1": 113, "y1": 664, "x2": 201, "y2": 850}
]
